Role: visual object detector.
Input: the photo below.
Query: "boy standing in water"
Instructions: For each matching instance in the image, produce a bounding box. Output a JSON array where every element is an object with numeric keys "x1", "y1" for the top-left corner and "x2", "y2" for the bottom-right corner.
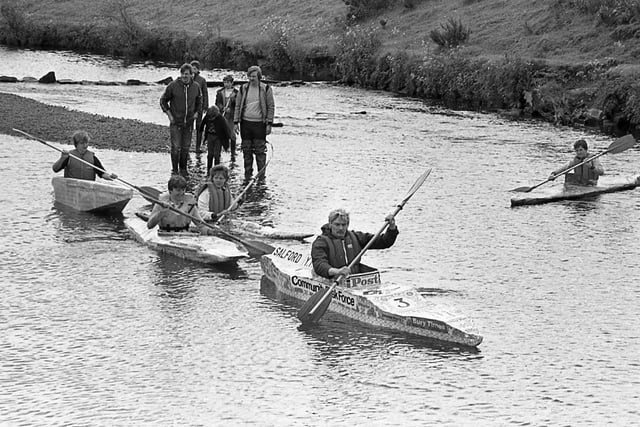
[
  {"x1": 198, "y1": 105, "x2": 232, "y2": 172},
  {"x1": 215, "y1": 75, "x2": 239, "y2": 160}
]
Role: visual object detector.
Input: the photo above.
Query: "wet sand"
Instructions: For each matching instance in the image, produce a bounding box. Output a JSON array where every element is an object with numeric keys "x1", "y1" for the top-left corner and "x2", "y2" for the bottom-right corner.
[{"x1": 0, "y1": 92, "x2": 169, "y2": 152}]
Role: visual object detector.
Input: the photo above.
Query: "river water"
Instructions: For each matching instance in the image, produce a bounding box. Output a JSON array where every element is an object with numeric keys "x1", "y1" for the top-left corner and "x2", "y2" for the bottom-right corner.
[{"x1": 1, "y1": 47, "x2": 639, "y2": 426}]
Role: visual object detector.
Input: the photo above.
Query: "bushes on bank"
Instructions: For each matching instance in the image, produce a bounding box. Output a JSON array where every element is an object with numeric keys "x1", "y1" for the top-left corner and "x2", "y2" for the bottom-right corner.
[
  {"x1": 334, "y1": 25, "x2": 382, "y2": 85},
  {"x1": 1, "y1": 0, "x2": 638, "y2": 132}
]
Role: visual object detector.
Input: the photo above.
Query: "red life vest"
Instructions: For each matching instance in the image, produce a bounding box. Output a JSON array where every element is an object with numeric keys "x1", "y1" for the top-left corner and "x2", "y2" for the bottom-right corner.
[{"x1": 65, "y1": 150, "x2": 96, "y2": 180}]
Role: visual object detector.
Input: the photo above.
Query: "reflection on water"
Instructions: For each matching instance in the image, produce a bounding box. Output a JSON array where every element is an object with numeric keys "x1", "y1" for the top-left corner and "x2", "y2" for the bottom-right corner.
[
  {"x1": 561, "y1": 198, "x2": 601, "y2": 216},
  {"x1": 48, "y1": 203, "x2": 129, "y2": 243}
]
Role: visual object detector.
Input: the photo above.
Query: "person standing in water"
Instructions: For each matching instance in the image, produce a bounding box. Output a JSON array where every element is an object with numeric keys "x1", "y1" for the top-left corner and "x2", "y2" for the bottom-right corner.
[
  {"x1": 159, "y1": 63, "x2": 202, "y2": 177},
  {"x1": 215, "y1": 74, "x2": 239, "y2": 161},
  {"x1": 191, "y1": 60, "x2": 209, "y2": 154},
  {"x1": 233, "y1": 65, "x2": 275, "y2": 181}
]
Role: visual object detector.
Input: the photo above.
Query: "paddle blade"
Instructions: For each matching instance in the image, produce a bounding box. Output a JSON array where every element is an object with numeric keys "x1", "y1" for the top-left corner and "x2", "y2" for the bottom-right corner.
[
  {"x1": 511, "y1": 186, "x2": 533, "y2": 193},
  {"x1": 139, "y1": 186, "x2": 162, "y2": 203},
  {"x1": 297, "y1": 286, "x2": 334, "y2": 324},
  {"x1": 607, "y1": 134, "x2": 636, "y2": 154},
  {"x1": 402, "y1": 168, "x2": 432, "y2": 204},
  {"x1": 242, "y1": 240, "x2": 276, "y2": 258}
]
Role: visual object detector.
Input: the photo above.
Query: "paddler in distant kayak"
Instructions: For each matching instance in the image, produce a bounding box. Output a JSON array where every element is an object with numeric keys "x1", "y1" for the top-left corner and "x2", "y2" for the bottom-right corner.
[
  {"x1": 311, "y1": 208, "x2": 398, "y2": 279},
  {"x1": 52, "y1": 130, "x2": 117, "y2": 181},
  {"x1": 147, "y1": 175, "x2": 212, "y2": 234},
  {"x1": 549, "y1": 139, "x2": 604, "y2": 185}
]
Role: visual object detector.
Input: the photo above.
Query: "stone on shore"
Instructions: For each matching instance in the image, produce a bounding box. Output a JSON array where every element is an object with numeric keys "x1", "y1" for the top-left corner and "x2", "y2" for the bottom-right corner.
[{"x1": 39, "y1": 71, "x2": 56, "y2": 84}]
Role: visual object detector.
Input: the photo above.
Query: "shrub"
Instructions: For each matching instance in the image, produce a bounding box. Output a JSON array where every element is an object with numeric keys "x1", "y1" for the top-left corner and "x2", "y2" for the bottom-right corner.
[
  {"x1": 623, "y1": 87, "x2": 640, "y2": 125},
  {"x1": 334, "y1": 24, "x2": 382, "y2": 85},
  {"x1": 0, "y1": 0, "x2": 28, "y2": 46},
  {"x1": 430, "y1": 18, "x2": 471, "y2": 49},
  {"x1": 260, "y1": 17, "x2": 298, "y2": 75}
]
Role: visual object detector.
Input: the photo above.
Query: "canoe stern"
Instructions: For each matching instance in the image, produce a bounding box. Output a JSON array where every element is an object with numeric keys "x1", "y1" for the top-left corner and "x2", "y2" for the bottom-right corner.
[{"x1": 52, "y1": 177, "x2": 133, "y2": 213}]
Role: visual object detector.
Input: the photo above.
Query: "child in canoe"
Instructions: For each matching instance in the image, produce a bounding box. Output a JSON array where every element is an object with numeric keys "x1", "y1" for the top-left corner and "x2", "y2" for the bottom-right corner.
[
  {"x1": 147, "y1": 175, "x2": 212, "y2": 234},
  {"x1": 196, "y1": 165, "x2": 239, "y2": 222},
  {"x1": 549, "y1": 139, "x2": 604, "y2": 185},
  {"x1": 52, "y1": 130, "x2": 117, "y2": 181}
]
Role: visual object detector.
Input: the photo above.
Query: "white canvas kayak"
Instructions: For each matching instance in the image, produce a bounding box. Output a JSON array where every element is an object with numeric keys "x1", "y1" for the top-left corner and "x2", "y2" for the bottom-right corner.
[
  {"x1": 226, "y1": 218, "x2": 313, "y2": 240},
  {"x1": 52, "y1": 177, "x2": 133, "y2": 213},
  {"x1": 125, "y1": 214, "x2": 248, "y2": 264},
  {"x1": 511, "y1": 174, "x2": 640, "y2": 206},
  {"x1": 260, "y1": 245, "x2": 483, "y2": 347}
]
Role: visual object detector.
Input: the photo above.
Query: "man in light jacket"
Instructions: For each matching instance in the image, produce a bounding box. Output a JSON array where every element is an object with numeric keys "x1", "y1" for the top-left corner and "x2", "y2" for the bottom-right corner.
[{"x1": 233, "y1": 65, "x2": 275, "y2": 181}]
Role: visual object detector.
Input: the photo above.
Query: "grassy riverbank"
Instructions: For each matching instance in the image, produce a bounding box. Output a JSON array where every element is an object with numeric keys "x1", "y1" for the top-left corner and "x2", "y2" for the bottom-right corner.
[
  {"x1": 0, "y1": 92, "x2": 168, "y2": 152},
  {"x1": 1, "y1": 0, "x2": 640, "y2": 134}
]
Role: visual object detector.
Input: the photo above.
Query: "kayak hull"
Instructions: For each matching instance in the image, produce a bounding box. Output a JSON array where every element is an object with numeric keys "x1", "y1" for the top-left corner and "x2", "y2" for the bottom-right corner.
[
  {"x1": 260, "y1": 246, "x2": 483, "y2": 347},
  {"x1": 227, "y1": 219, "x2": 313, "y2": 241},
  {"x1": 511, "y1": 175, "x2": 640, "y2": 206},
  {"x1": 125, "y1": 215, "x2": 248, "y2": 264},
  {"x1": 52, "y1": 177, "x2": 133, "y2": 213}
]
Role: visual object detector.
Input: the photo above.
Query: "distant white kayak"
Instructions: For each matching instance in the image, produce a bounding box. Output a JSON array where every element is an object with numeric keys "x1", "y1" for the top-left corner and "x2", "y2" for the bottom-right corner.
[
  {"x1": 52, "y1": 176, "x2": 133, "y2": 214},
  {"x1": 125, "y1": 214, "x2": 248, "y2": 264},
  {"x1": 511, "y1": 174, "x2": 640, "y2": 207},
  {"x1": 226, "y1": 218, "x2": 313, "y2": 241}
]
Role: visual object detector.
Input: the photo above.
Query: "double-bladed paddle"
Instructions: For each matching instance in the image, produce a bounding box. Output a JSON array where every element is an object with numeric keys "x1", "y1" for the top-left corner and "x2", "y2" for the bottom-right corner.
[
  {"x1": 13, "y1": 128, "x2": 275, "y2": 257},
  {"x1": 511, "y1": 134, "x2": 636, "y2": 193},
  {"x1": 297, "y1": 168, "x2": 432, "y2": 325}
]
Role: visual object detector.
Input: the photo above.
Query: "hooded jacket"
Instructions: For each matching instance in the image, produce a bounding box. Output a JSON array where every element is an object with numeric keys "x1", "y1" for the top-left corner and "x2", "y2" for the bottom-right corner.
[
  {"x1": 311, "y1": 223, "x2": 398, "y2": 279},
  {"x1": 159, "y1": 78, "x2": 202, "y2": 126}
]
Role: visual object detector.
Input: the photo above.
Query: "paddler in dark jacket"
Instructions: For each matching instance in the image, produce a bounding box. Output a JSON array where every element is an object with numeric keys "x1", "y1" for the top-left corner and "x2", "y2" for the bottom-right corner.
[
  {"x1": 311, "y1": 208, "x2": 398, "y2": 279},
  {"x1": 52, "y1": 130, "x2": 117, "y2": 181},
  {"x1": 549, "y1": 139, "x2": 604, "y2": 185}
]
